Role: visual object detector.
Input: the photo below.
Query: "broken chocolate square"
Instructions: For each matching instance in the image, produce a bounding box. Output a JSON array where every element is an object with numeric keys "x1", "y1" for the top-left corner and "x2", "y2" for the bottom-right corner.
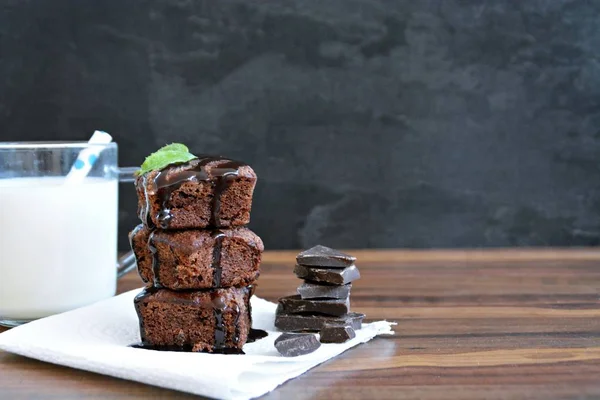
[
  {"x1": 296, "y1": 245, "x2": 356, "y2": 268},
  {"x1": 293, "y1": 264, "x2": 360, "y2": 285},
  {"x1": 297, "y1": 282, "x2": 352, "y2": 300},
  {"x1": 275, "y1": 306, "x2": 364, "y2": 332},
  {"x1": 274, "y1": 333, "x2": 321, "y2": 357},
  {"x1": 320, "y1": 322, "x2": 356, "y2": 343},
  {"x1": 279, "y1": 295, "x2": 350, "y2": 317}
]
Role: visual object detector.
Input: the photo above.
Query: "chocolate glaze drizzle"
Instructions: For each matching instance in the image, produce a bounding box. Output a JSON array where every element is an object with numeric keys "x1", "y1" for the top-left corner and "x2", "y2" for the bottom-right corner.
[
  {"x1": 147, "y1": 231, "x2": 162, "y2": 288},
  {"x1": 141, "y1": 156, "x2": 245, "y2": 229},
  {"x1": 245, "y1": 285, "x2": 268, "y2": 342},
  {"x1": 133, "y1": 288, "x2": 151, "y2": 346},
  {"x1": 211, "y1": 291, "x2": 228, "y2": 351},
  {"x1": 211, "y1": 230, "x2": 226, "y2": 287},
  {"x1": 153, "y1": 160, "x2": 208, "y2": 229},
  {"x1": 139, "y1": 175, "x2": 153, "y2": 227},
  {"x1": 209, "y1": 161, "x2": 242, "y2": 226},
  {"x1": 128, "y1": 224, "x2": 143, "y2": 258}
]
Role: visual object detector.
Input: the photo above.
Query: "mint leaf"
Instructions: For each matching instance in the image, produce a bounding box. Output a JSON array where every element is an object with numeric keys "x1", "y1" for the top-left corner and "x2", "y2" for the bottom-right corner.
[
  {"x1": 136, "y1": 143, "x2": 198, "y2": 176},
  {"x1": 158, "y1": 143, "x2": 190, "y2": 153}
]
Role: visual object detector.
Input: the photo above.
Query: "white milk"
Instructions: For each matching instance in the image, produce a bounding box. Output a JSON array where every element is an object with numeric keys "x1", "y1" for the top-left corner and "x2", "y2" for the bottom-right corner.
[{"x1": 0, "y1": 177, "x2": 118, "y2": 320}]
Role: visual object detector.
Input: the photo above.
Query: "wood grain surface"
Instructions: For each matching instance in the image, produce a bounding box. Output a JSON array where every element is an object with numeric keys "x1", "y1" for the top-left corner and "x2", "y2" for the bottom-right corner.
[{"x1": 1, "y1": 249, "x2": 599, "y2": 399}]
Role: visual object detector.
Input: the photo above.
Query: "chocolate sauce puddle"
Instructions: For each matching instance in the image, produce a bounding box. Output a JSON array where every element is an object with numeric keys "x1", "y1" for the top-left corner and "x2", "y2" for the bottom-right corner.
[
  {"x1": 129, "y1": 328, "x2": 268, "y2": 353},
  {"x1": 129, "y1": 343, "x2": 245, "y2": 354},
  {"x1": 247, "y1": 328, "x2": 268, "y2": 343}
]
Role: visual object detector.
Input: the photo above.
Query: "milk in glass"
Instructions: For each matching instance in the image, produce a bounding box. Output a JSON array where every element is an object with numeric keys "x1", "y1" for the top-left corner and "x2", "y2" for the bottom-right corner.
[{"x1": 0, "y1": 177, "x2": 118, "y2": 319}]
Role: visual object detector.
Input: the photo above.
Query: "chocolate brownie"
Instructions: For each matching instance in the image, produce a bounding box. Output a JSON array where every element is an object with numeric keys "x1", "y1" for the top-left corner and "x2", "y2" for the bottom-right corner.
[
  {"x1": 134, "y1": 286, "x2": 253, "y2": 352},
  {"x1": 130, "y1": 224, "x2": 263, "y2": 290},
  {"x1": 136, "y1": 156, "x2": 257, "y2": 229}
]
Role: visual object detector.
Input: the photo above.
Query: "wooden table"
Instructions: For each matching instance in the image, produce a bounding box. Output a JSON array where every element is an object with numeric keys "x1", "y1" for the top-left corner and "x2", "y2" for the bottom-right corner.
[{"x1": 1, "y1": 249, "x2": 599, "y2": 399}]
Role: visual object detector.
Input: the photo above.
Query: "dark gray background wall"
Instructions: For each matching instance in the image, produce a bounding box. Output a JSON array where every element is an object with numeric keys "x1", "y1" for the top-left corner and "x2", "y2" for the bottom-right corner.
[{"x1": 2, "y1": 0, "x2": 600, "y2": 250}]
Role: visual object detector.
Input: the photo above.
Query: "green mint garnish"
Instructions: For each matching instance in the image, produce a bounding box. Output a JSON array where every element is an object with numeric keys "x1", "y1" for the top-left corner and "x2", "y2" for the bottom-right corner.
[
  {"x1": 156, "y1": 143, "x2": 189, "y2": 153},
  {"x1": 136, "y1": 143, "x2": 197, "y2": 176}
]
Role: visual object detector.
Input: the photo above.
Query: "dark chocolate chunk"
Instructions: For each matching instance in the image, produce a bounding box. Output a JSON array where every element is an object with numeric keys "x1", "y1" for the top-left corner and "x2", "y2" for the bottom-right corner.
[
  {"x1": 274, "y1": 333, "x2": 321, "y2": 357},
  {"x1": 279, "y1": 295, "x2": 350, "y2": 317},
  {"x1": 297, "y1": 282, "x2": 352, "y2": 299},
  {"x1": 275, "y1": 306, "x2": 364, "y2": 332},
  {"x1": 320, "y1": 323, "x2": 356, "y2": 343},
  {"x1": 294, "y1": 264, "x2": 360, "y2": 285},
  {"x1": 296, "y1": 245, "x2": 356, "y2": 268}
]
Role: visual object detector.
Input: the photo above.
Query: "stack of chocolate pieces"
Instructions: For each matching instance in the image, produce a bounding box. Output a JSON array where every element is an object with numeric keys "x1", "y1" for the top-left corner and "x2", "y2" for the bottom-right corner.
[
  {"x1": 275, "y1": 245, "x2": 363, "y2": 343},
  {"x1": 129, "y1": 156, "x2": 263, "y2": 353}
]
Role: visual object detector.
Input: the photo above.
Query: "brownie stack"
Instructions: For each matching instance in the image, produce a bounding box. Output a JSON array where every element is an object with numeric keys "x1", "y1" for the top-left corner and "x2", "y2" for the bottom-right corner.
[
  {"x1": 129, "y1": 156, "x2": 263, "y2": 352},
  {"x1": 275, "y1": 245, "x2": 363, "y2": 343}
]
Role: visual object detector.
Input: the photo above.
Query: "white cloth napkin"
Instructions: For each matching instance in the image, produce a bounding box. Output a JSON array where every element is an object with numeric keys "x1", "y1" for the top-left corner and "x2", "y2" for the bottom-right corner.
[{"x1": 0, "y1": 289, "x2": 394, "y2": 400}]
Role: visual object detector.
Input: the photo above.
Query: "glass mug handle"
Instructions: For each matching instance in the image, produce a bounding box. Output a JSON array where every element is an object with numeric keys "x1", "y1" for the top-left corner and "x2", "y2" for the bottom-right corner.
[{"x1": 116, "y1": 166, "x2": 140, "y2": 278}]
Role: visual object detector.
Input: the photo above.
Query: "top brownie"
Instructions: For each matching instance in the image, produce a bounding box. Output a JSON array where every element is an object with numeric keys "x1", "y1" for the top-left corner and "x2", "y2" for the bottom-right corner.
[{"x1": 136, "y1": 156, "x2": 256, "y2": 229}]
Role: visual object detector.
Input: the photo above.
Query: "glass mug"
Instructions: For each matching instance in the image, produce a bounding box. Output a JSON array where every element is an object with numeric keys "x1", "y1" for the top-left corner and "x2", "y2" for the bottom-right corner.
[{"x1": 0, "y1": 142, "x2": 137, "y2": 327}]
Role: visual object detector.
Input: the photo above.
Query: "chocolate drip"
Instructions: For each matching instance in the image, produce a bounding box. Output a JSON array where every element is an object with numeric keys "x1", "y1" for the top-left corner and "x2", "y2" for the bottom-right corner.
[
  {"x1": 211, "y1": 288, "x2": 249, "y2": 349},
  {"x1": 152, "y1": 159, "x2": 210, "y2": 228},
  {"x1": 209, "y1": 161, "x2": 242, "y2": 226},
  {"x1": 139, "y1": 175, "x2": 153, "y2": 227},
  {"x1": 133, "y1": 288, "x2": 155, "y2": 345},
  {"x1": 147, "y1": 230, "x2": 162, "y2": 287},
  {"x1": 211, "y1": 230, "x2": 226, "y2": 287},
  {"x1": 211, "y1": 292, "x2": 227, "y2": 351},
  {"x1": 247, "y1": 284, "x2": 255, "y2": 326},
  {"x1": 232, "y1": 304, "x2": 241, "y2": 345},
  {"x1": 128, "y1": 224, "x2": 142, "y2": 253},
  {"x1": 244, "y1": 286, "x2": 268, "y2": 343},
  {"x1": 214, "y1": 309, "x2": 225, "y2": 350},
  {"x1": 142, "y1": 156, "x2": 245, "y2": 229}
]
